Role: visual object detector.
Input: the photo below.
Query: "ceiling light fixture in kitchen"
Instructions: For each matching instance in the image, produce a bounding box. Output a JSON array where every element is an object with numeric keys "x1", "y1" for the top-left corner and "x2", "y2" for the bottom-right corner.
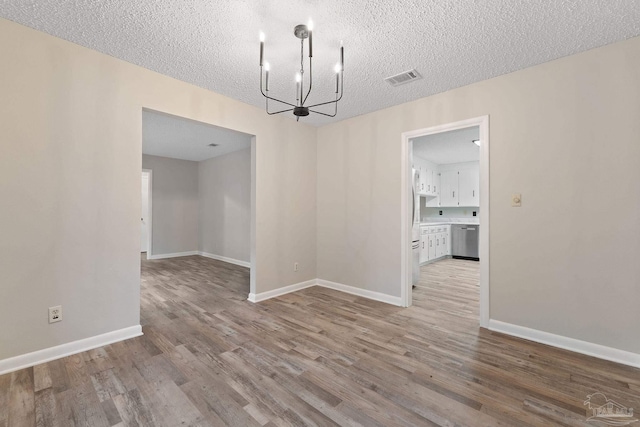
[{"x1": 259, "y1": 20, "x2": 344, "y2": 121}]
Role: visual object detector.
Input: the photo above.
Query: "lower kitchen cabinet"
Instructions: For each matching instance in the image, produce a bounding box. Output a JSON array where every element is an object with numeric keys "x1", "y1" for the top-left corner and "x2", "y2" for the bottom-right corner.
[
  {"x1": 420, "y1": 225, "x2": 451, "y2": 264},
  {"x1": 420, "y1": 228, "x2": 428, "y2": 264}
]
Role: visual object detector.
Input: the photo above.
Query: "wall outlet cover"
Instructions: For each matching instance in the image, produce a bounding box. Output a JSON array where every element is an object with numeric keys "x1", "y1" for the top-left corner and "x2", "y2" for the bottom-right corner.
[{"x1": 49, "y1": 305, "x2": 62, "y2": 323}]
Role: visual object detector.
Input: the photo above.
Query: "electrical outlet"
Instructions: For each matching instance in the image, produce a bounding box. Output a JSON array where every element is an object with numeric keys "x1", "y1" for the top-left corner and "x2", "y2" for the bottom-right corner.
[
  {"x1": 294, "y1": 262, "x2": 299, "y2": 272},
  {"x1": 49, "y1": 306, "x2": 62, "y2": 323}
]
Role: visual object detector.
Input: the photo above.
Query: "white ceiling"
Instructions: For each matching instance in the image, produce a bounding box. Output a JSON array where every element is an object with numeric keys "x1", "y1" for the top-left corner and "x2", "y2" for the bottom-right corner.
[
  {"x1": 412, "y1": 127, "x2": 479, "y2": 165},
  {"x1": 142, "y1": 109, "x2": 252, "y2": 162},
  {"x1": 2, "y1": 1, "x2": 640, "y2": 126}
]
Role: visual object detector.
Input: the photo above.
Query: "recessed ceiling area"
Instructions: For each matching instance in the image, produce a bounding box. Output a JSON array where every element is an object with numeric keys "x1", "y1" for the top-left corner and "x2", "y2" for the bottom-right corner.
[
  {"x1": 2, "y1": 1, "x2": 640, "y2": 126},
  {"x1": 412, "y1": 127, "x2": 479, "y2": 165},
  {"x1": 142, "y1": 109, "x2": 252, "y2": 161}
]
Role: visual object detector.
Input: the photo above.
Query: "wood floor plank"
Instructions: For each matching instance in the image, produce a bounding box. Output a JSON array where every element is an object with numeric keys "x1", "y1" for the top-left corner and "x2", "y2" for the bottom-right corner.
[
  {"x1": 7, "y1": 369, "x2": 35, "y2": 427},
  {"x1": 2, "y1": 255, "x2": 639, "y2": 426}
]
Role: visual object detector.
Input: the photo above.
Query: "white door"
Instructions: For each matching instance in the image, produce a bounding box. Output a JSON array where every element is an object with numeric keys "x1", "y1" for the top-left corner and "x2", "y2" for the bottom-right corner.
[
  {"x1": 458, "y1": 165, "x2": 480, "y2": 207},
  {"x1": 141, "y1": 171, "x2": 150, "y2": 253}
]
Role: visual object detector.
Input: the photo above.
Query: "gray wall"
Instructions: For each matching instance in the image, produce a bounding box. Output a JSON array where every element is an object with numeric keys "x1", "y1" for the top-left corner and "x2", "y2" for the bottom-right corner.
[
  {"x1": 142, "y1": 154, "x2": 199, "y2": 255},
  {"x1": 0, "y1": 18, "x2": 317, "y2": 362},
  {"x1": 198, "y1": 149, "x2": 250, "y2": 262},
  {"x1": 317, "y1": 36, "x2": 640, "y2": 354}
]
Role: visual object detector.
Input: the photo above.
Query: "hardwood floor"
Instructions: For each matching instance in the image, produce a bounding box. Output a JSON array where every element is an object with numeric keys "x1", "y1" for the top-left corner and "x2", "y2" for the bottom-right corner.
[{"x1": 2, "y1": 256, "x2": 639, "y2": 426}]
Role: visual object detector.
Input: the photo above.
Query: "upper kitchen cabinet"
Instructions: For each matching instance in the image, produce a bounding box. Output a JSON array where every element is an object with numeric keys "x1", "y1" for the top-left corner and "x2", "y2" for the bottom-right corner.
[
  {"x1": 458, "y1": 164, "x2": 479, "y2": 206},
  {"x1": 439, "y1": 162, "x2": 480, "y2": 207},
  {"x1": 439, "y1": 170, "x2": 458, "y2": 206},
  {"x1": 414, "y1": 156, "x2": 438, "y2": 197}
]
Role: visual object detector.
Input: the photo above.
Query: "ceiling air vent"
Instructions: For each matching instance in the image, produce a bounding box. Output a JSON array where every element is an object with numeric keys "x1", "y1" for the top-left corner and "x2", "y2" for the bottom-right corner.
[
  {"x1": 208, "y1": 143, "x2": 219, "y2": 147},
  {"x1": 384, "y1": 69, "x2": 422, "y2": 87}
]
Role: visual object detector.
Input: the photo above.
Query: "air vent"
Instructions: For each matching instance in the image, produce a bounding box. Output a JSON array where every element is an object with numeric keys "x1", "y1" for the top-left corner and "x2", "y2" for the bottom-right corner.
[
  {"x1": 208, "y1": 143, "x2": 219, "y2": 147},
  {"x1": 384, "y1": 69, "x2": 422, "y2": 87}
]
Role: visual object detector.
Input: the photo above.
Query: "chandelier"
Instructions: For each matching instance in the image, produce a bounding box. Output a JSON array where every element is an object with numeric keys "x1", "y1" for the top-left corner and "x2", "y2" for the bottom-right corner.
[{"x1": 259, "y1": 20, "x2": 344, "y2": 121}]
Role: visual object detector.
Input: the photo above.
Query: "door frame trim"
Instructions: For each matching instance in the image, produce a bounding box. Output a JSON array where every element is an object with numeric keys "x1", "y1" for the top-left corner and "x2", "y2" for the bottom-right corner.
[
  {"x1": 400, "y1": 115, "x2": 490, "y2": 328},
  {"x1": 142, "y1": 169, "x2": 153, "y2": 260}
]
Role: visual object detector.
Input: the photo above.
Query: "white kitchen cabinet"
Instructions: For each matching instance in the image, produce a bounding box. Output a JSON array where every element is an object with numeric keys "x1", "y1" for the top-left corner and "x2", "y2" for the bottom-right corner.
[
  {"x1": 418, "y1": 166, "x2": 426, "y2": 194},
  {"x1": 414, "y1": 156, "x2": 439, "y2": 197},
  {"x1": 419, "y1": 225, "x2": 452, "y2": 264},
  {"x1": 439, "y1": 170, "x2": 458, "y2": 207},
  {"x1": 458, "y1": 165, "x2": 479, "y2": 207},
  {"x1": 437, "y1": 163, "x2": 479, "y2": 207},
  {"x1": 432, "y1": 170, "x2": 439, "y2": 196},
  {"x1": 443, "y1": 226, "x2": 451, "y2": 255},
  {"x1": 420, "y1": 227, "x2": 429, "y2": 263},
  {"x1": 428, "y1": 234, "x2": 436, "y2": 260}
]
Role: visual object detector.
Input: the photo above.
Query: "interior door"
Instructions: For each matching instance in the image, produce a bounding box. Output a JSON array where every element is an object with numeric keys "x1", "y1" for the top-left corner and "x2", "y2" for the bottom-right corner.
[{"x1": 141, "y1": 172, "x2": 150, "y2": 252}]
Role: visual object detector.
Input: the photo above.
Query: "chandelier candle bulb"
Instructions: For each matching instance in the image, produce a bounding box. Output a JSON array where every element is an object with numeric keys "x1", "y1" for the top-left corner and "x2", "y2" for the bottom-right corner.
[
  {"x1": 259, "y1": 32, "x2": 265, "y2": 66},
  {"x1": 340, "y1": 41, "x2": 344, "y2": 69}
]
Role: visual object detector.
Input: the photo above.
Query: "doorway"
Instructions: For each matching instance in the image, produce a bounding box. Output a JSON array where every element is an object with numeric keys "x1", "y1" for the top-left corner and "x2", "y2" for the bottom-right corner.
[
  {"x1": 140, "y1": 108, "x2": 256, "y2": 300},
  {"x1": 400, "y1": 116, "x2": 490, "y2": 327}
]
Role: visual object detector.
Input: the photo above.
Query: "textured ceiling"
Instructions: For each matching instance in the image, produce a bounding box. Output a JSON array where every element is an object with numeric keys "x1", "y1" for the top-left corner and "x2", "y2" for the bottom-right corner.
[
  {"x1": 2, "y1": 1, "x2": 640, "y2": 126},
  {"x1": 142, "y1": 109, "x2": 252, "y2": 162},
  {"x1": 412, "y1": 126, "x2": 479, "y2": 165}
]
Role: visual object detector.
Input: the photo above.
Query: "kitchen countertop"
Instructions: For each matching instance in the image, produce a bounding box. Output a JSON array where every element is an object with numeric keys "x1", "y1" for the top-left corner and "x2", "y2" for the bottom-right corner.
[{"x1": 420, "y1": 220, "x2": 479, "y2": 226}]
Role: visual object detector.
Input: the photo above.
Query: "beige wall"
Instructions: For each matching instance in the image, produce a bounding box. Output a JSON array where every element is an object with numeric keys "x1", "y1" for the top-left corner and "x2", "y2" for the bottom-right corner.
[
  {"x1": 142, "y1": 154, "x2": 199, "y2": 255},
  {"x1": 199, "y1": 148, "x2": 251, "y2": 262},
  {"x1": 0, "y1": 18, "x2": 317, "y2": 361},
  {"x1": 317, "y1": 37, "x2": 640, "y2": 354}
]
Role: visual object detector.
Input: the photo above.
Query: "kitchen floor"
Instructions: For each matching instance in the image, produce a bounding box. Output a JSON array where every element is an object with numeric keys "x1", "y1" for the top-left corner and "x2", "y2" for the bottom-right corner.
[{"x1": 2, "y1": 256, "x2": 639, "y2": 426}]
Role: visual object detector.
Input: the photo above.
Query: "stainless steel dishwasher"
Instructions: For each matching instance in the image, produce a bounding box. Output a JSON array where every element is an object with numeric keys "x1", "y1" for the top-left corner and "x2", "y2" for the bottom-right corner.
[{"x1": 451, "y1": 225, "x2": 479, "y2": 260}]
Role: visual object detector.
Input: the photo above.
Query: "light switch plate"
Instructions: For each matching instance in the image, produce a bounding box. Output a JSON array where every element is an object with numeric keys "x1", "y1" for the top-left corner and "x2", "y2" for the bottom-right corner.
[{"x1": 512, "y1": 194, "x2": 522, "y2": 207}]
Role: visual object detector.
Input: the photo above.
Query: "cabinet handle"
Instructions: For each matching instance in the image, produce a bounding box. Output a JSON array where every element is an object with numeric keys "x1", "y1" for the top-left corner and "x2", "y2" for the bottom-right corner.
[
  {"x1": 430, "y1": 241, "x2": 432, "y2": 247},
  {"x1": 422, "y1": 242, "x2": 424, "y2": 249},
  {"x1": 428, "y1": 185, "x2": 430, "y2": 191},
  {"x1": 473, "y1": 190, "x2": 475, "y2": 197},
  {"x1": 453, "y1": 191, "x2": 455, "y2": 198}
]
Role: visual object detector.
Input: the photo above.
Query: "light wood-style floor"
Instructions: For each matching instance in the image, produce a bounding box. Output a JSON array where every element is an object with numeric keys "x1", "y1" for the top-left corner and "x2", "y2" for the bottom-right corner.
[{"x1": 2, "y1": 256, "x2": 639, "y2": 426}]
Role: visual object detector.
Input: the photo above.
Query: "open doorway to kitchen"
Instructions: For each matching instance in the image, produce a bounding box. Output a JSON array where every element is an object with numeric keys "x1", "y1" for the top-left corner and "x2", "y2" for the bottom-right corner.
[
  {"x1": 401, "y1": 116, "x2": 489, "y2": 327},
  {"x1": 140, "y1": 108, "x2": 256, "y2": 303}
]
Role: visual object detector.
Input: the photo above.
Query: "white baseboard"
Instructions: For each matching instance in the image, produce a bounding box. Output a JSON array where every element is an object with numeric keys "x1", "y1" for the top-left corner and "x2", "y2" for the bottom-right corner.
[
  {"x1": 198, "y1": 252, "x2": 250, "y2": 268},
  {"x1": 488, "y1": 319, "x2": 640, "y2": 369},
  {"x1": 247, "y1": 278, "x2": 403, "y2": 307},
  {"x1": 147, "y1": 251, "x2": 198, "y2": 260},
  {"x1": 248, "y1": 279, "x2": 317, "y2": 303},
  {"x1": 317, "y1": 279, "x2": 403, "y2": 307},
  {"x1": 0, "y1": 325, "x2": 143, "y2": 376}
]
